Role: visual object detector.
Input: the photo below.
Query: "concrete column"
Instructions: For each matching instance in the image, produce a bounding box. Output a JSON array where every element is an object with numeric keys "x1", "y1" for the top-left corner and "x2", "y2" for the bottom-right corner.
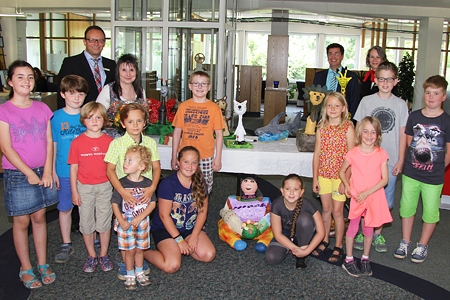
[
  {"x1": 412, "y1": 17, "x2": 444, "y2": 110},
  {"x1": 0, "y1": 7, "x2": 19, "y2": 66},
  {"x1": 271, "y1": 10, "x2": 288, "y2": 35}
]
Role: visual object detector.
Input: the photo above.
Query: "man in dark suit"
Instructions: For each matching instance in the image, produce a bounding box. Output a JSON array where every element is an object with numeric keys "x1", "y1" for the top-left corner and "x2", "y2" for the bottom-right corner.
[
  {"x1": 313, "y1": 43, "x2": 360, "y2": 120},
  {"x1": 57, "y1": 25, "x2": 116, "y2": 108}
]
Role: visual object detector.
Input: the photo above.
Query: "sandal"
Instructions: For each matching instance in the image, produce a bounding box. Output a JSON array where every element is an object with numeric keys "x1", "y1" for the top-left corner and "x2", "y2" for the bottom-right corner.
[
  {"x1": 124, "y1": 275, "x2": 137, "y2": 290},
  {"x1": 38, "y1": 264, "x2": 56, "y2": 285},
  {"x1": 136, "y1": 271, "x2": 151, "y2": 286},
  {"x1": 19, "y1": 267, "x2": 42, "y2": 289},
  {"x1": 328, "y1": 246, "x2": 344, "y2": 263},
  {"x1": 311, "y1": 241, "x2": 329, "y2": 257}
]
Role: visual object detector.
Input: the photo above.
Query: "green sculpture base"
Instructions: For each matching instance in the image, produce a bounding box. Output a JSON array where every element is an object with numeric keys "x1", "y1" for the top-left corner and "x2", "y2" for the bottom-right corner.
[{"x1": 224, "y1": 140, "x2": 253, "y2": 149}]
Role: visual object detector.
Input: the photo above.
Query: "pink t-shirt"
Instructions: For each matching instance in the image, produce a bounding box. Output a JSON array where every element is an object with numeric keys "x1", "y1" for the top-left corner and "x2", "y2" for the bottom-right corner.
[
  {"x1": 0, "y1": 101, "x2": 53, "y2": 170},
  {"x1": 345, "y1": 146, "x2": 393, "y2": 227},
  {"x1": 68, "y1": 133, "x2": 113, "y2": 184}
]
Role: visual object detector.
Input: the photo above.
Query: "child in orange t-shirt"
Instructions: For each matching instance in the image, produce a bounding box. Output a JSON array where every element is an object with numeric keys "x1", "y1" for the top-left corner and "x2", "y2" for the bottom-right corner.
[{"x1": 171, "y1": 70, "x2": 224, "y2": 194}]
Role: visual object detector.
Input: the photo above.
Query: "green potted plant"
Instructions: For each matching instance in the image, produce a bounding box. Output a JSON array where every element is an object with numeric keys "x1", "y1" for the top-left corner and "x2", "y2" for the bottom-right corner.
[
  {"x1": 398, "y1": 52, "x2": 415, "y2": 108},
  {"x1": 287, "y1": 83, "x2": 298, "y2": 100}
]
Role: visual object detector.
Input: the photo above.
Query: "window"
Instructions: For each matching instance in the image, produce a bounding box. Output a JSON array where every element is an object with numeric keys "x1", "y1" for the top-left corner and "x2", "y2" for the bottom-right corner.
[{"x1": 288, "y1": 34, "x2": 318, "y2": 81}]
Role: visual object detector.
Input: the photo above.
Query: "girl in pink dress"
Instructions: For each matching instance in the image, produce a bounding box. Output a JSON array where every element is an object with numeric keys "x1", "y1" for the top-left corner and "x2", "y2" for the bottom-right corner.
[{"x1": 339, "y1": 116, "x2": 392, "y2": 277}]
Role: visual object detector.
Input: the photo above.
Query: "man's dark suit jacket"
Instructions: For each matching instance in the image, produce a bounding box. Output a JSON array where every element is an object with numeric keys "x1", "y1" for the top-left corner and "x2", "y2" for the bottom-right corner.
[
  {"x1": 57, "y1": 52, "x2": 116, "y2": 109},
  {"x1": 313, "y1": 68, "x2": 360, "y2": 119}
]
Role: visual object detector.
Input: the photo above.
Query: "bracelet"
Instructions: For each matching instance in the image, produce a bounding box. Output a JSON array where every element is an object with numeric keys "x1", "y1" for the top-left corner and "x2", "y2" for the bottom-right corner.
[
  {"x1": 172, "y1": 234, "x2": 181, "y2": 239},
  {"x1": 174, "y1": 235, "x2": 184, "y2": 243}
]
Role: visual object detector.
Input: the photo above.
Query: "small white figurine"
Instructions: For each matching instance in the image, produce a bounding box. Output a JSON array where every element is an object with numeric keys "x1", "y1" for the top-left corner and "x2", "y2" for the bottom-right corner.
[{"x1": 234, "y1": 100, "x2": 247, "y2": 143}]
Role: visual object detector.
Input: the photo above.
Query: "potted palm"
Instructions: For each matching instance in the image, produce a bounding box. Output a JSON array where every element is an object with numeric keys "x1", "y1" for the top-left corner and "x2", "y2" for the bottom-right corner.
[{"x1": 398, "y1": 52, "x2": 415, "y2": 109}]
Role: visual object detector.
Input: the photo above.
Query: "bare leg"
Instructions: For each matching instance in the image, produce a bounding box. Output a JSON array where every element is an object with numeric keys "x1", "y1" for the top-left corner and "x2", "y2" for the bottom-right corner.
[
  {"x1": 13, "y1": 214, "x2": 41, "y2": 288},
  {"x1": 401, "y1": 216, "x2": 414, "y2": 242},
  {"x1": 83, "y1": 233, "x2": 96, "y2": 257},
  {"x1": 135, "y1": 249, "x2": 144, "y2": 268},
  {"x1": 59, "y1": 209, "x2": 72, "y2": 244},
  {"x1": 187, "y1": 231, "x2": 216, "y2": 262},
  {"x1": 143, "y1": 239, "x2": 181, "y2": 274},
  {"x1": 320, "y1": 193, "x2": 333, "y2": 244},
  {"x1": 99, "y1": 230, "x2": 111, "y2": 257},
  {"x1": 125, "y1": 248, "x2": 136, "y2": 272},
  {"x1": 332, "y1": 200, "x2": 345, "y2": 248},
  {"x1": 418, "y1": 222, "x2": 437, "y2": 246}
]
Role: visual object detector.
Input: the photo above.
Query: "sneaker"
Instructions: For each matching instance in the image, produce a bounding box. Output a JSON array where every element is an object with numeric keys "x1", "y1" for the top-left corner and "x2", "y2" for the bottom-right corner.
[
  {"x1": 296, "y1": 257, "x2": 307, "y2": 269},
  {"x1": 411, "y1": 243, "x2": 428, "y2": 263},
  {"x1": 360, "y1": 259, "x2": 372, "y2": 276},
  {"x1": 54, "y1": 243, "x2": 74, "y2": 263},
  {"x1": 342, "y1": 260, "x2": 361, "y2": 277},
  {"x1": 83, "y1": 256, "x2": 98, "y2": 273},
  {"x1": 118, "y1": 261, "x2": 150, "y2": 280},
  {"x1": 99, "y1": 255, "x2": 113, "y2": 272},
  {"x1": 394, "y1": 239, "x2": 411, "y2": 259},
  {"x1": 353, "y1": 233, "x2": 364, "y2": 250},
  {"x1": 372, "y1": 235, "x2": 388, "y2": 253}
]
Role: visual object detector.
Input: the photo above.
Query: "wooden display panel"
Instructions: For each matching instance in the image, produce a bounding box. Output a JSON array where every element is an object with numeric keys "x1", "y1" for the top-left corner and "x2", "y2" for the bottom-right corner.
[
  {"x1": 263, "y1": 89, "x2": 286, "y2": 126},
  {"x1": 238, "y1": 65, "x2": 262, "y2": 114},
  {"x1": 266, "y1": 35, "x2": 289, "y2": 90}
]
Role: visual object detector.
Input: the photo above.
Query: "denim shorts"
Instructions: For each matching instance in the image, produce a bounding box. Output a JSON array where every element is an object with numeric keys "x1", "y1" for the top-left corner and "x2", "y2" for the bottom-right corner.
[{"x1": 3, "y1": 167, "x2": 58, "y2": 216}]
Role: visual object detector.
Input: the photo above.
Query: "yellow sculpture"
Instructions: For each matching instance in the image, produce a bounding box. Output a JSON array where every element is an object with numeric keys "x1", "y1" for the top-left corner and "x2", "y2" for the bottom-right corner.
[
  {"x1": 302, "y1": 85, "x2": 328, "y2": 135},
  {"x1": 336, "y1": 68, "x2": 352, "y2": 96}
]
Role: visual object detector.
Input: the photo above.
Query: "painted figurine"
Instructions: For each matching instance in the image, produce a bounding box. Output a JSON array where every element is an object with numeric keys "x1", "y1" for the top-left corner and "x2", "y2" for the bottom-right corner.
[{"x1": 218, "y1": 177, "x2": 273, "y2": 252}]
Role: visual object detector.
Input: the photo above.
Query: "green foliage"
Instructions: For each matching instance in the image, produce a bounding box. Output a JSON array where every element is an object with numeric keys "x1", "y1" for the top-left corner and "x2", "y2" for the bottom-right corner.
[
  {"x1": 398, "y1": 52, "x2": 415, "y2": 103},
  {"x1": 287, "y1": 83, "x2": 298, "y2": 99}
]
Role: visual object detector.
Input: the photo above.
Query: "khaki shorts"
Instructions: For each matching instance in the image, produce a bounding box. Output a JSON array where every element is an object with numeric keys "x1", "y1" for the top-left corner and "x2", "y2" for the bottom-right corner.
[{"x1": 77, "y1": 181, "x2": 113, "y2": 234}]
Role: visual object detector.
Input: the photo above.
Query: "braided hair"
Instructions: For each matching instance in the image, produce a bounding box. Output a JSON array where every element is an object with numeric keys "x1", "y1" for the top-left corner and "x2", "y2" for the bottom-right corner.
[
  {"x1": 178, "y1": 146, "x2": 207, "y2": 212},
  {"x1": 283, "y1": 174, "x2": 304, "y2": 241}
]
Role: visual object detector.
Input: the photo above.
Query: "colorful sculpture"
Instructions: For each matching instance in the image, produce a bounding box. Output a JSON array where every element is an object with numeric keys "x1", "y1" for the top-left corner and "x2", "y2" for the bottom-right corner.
[
  {"x1": 214, "y1": 96, "x2": 231, "y2": 136},
  {"x1": 218, "y1": 177, "x2": 273, "y2": 253},
  {"x1": 233, "y1": 100, "x2": 247, "y2": 143}
]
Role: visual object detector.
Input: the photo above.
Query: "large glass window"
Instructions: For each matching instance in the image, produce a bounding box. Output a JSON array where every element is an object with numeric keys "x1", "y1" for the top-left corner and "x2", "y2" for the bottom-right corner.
[
  {"x1": 246, "y1": 32, "x2": 268, "y2": 78},
  {"x1": 324, "y1": 35, "x2": 358, "y2": 69},
  {"x1": 116, "y1": 0, "x2": 163, "y2": 21},
  {"x1": 168, "y1": 0, "x2": 220, "y2": 22},
  {"x1": 288, "y1": 34, "x2": 318, "y2": 81},
  {"x1": 24, "y1": 13, "x2": 111, "y2": 73}
]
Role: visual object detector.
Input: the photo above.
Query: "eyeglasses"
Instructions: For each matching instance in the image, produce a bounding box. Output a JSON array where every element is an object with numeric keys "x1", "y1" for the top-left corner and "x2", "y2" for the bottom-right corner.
[
  {"x1": 377, "y1": 77, "x2": 396, "y2": 83},
  {"x1": 85, "y1": 38, "x2": 106, "y2": 44},
  {"x1": 190, "y1": 82, "x2": 209, "y2": 87}
]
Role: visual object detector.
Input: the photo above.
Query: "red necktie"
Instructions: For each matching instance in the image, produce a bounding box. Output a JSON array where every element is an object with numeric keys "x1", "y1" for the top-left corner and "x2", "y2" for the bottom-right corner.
[{"x1": 93, "y1": 58, "x2": 102, "y2": 93}]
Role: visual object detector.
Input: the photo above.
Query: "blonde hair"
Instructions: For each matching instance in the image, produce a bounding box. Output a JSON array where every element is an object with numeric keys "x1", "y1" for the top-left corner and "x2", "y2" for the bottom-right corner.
[
  {"x1": 317, "y1": 92, "x2": 349, "y2": 129},
  {"x1": 80, "y1": 102, "x2": 108, "y2": 128},
  {"x1": 355, "y1": 116, "x2": 382, "y2": 147},
  {"x1": 126, "y1": 145, "x2": 152, "y2": 173}
]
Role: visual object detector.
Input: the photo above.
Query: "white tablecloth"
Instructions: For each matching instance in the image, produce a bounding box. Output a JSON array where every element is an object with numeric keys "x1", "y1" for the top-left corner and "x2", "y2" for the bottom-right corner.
[{"x1": 154, "y1": 137, "x2": 313, "y2": 178}]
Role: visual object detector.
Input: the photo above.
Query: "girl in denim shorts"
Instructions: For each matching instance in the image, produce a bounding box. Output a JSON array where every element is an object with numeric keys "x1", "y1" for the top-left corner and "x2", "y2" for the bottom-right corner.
[{"x1": 0, "y1": 60, "x2": 58, "y2": 289}]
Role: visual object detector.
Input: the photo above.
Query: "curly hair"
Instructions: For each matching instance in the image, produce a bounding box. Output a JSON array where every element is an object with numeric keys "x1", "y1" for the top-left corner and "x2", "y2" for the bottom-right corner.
[
  {"x1": 282, "y1": 174, "x2": 305, "y2": 241},
  {"x1": 178, "y1": 146, "x2": 207, "y2": 212},
  {"x1": 126, "y1": 145, "x2": 152, "y2": 173}
]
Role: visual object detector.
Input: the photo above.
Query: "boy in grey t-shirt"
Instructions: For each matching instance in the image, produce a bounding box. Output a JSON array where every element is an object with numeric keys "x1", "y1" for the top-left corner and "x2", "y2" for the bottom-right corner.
[{"x1": 353, "y1": 61, "x2": 409, "y2": 253}]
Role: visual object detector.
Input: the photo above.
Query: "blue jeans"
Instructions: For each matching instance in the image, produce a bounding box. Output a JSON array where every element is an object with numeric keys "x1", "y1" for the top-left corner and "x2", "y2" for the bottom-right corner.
[{"x1": 385, "y1": 165, "x2": 398, "y2": 210}]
